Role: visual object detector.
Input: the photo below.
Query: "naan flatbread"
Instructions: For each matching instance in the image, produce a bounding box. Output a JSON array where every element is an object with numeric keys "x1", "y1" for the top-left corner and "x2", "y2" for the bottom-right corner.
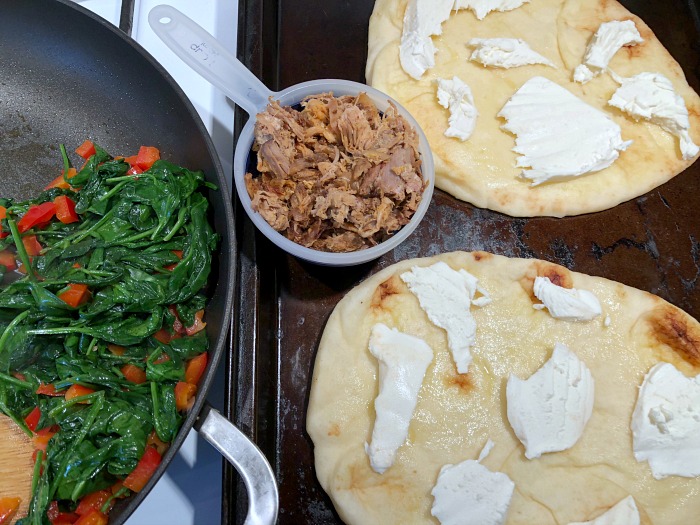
[
  {"x1": 366, "y1": 0, "x2": 700, "y2": 216},
  {"x1": 307, "y1": 251, "x2": 700, "y2": 524}
]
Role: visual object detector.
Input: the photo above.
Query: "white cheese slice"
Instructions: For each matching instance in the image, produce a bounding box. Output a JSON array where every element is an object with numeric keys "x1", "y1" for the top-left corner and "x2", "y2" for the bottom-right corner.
[
  {"x1": 468, "y1": 38, "x2": 554, "y2": 68},
  {"x1": 498, "y1": 76, "x2": 632, "y2": 185},
  {"x1": 437, "y1": 76, "x2": 479, "y2": 141},
  {"x1": 365, "y1": 323, "x2": 433, "y2": 474},
  {"x1": 608, "y1": 72, "x2": 699, "y2": 160},
  {"x1": 533, "y1": 276, "x2": 602, "y2": 321},
  {"x1": 631, "y1": 362, "x2": 700, "y2": 479},
  {"x1": 401, "y1": 262, "x2": 487, "y2": 374},
  {"x1": 568, "y1": 495, "x2": 640, "y2": 525},
  {"x1": 431, "y1": 441, "x2": 515, "y2": 525},
  {"x1": 454, "y1": 0, "x2": 529, "y2": 21},
  {"x1": 399, "y1": 0, "x2": 455, "y2": 79},
  {"x1": 507, "y1": 342, "x2": 595, "y2": 459},
  {"x1": 574, "y1": 20, "x2": 643, "y2": 83}
]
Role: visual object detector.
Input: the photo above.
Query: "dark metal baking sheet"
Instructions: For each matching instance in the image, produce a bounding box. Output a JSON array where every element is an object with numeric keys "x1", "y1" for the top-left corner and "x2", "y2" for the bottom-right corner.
[{"x1": 224, "y1": 0, "x2": 700, "y2": 523}]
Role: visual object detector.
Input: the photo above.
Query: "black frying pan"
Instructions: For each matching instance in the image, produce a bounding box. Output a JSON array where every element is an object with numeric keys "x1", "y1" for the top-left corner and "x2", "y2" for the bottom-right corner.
[{"x1": 0, "y1": 1, "x2": 277, "y2": 523}]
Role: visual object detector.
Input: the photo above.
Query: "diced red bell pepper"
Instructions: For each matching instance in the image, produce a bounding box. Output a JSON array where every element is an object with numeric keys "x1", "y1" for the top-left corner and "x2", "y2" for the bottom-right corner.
[
  {"x1": 17, "y1": 202, "x2": 56, "y2": 233},
  {"x1": 164, "y1": 251, "x2": 184, "y2": 272},
  {"x1": 123, "y1": 446, "x2": 162, "y2": 492},
  {"x1": 54, "y1": 196, "x2": 79, "y2": 224},
  {"x1": 45, "y1": 168, "x2": 78, "y2": 190},
  {"x1": 153, "y1": 353, "x2": 171, "y2": 365},
  {"x1": 51, "y1": 513, "x2": 79, "y2": 525},
  {"x1": 64, "y1": 384, "x2": 95, "y2": 402},
  {"x1": 22, "y1": 235, "x2": 43, "y2": 257},
  {"x1": 75, "y1": 140, "x2": 96, "y2": 160},
  {"x1": 32, "y1": 427, "x2": 56, "y2": 451},
  {"x1": 123, "y1": 155, "x2": 143, "y2": 175},
  {"x1": 24, "y1": 406, "x2": 41, "y2": 432},
  {"x1": 146, "y1": 430, "x2": 169, "y2": 456},
  {"x1": 0, "y1": 497, "x2": 20, "y2": 525},
  {"x1": 58, "y1": 283, "x2": 90, "y2": 308},
  {"x1": 0, "y1": 206, "x2": 7, "y2": 239},
  {"x1": 75, "y1": 490, "x2": 112, "y2": 517},
  {"x1": 46, "y1": 501, "x2": 59, "y2": 521},
  {"x1": 171, "y1": 314, "x2": 184, "y2": 334},
  {"x1": 107, "y1": 344, "x2": 125, "y2": 356},
  {"x1": 174, "y1": 381, "x2": 197, "y2": 412},
  {"x1": 74, "y1": 510, "x2": 107, "y2": 525},
  {"x1": 153, "y1": 328, "x2": 178, "y2": 344},
  {"x1": 184, "y1": 352, "x2": 208, "y2": 386},
  {"x1": 53, "y1": 514, "x2": 80, "y2": 525},
  {"x1": 47, "y1": 501, "x2": 66, "y2": 523},
  {"x1": 46, "y1": 500, "x2": 80, "y2": 525},
  {"x1": 120, "y1": 364, "x2": 147, "y2": 385},
  {"x1": 153, "y1": 329, "x2": 170, "y2": 344},
  {"x1": 167, "y1": 305, "x2": 185, "y2": 335},
  {"x1": 134, "y1": 146, "x2": 160, "y2": 171},
  {"x1": 0, "y1": 250, "x2": 16, "y2": 271},
  {"x1": 47, "y1": 500, "x2": 79, "y2": 525},
  {"x1": 110, "y1": 481, "x2": 127, "y2": 497},
  {"x1": 36, "y1": 383, "x2": 65, "y2": 396},
  {"x1": 185, "y1": 310, "x2": 206, "y2": 336}
]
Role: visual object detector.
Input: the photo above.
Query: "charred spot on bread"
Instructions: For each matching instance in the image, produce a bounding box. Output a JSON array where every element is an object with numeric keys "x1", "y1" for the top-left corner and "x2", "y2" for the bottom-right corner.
[
  {"x1": 624, "y1": 40, "x2": 645, "y2": 58},
  {"x1": 519, "y1": 262, "x2": 574, "y2": 301},
  {"x1": 645, "y1": 306, "x2": 700, "y2": 367},
  {"x1": 370, "y1": 275, "x2": 404, "y2": 311},
  {"x1": 541, "y1": 265, "x2": 574, "y2": 288},
  {"x1": 472, "y1": 251, "x2": 492, "y2": 262},
  {"x1": 348, "y1": 462, "x2": 410, "y2": 494},
  {"x1": 328, "y1": 423, "x2": 341, "y2": 437},
  {"x1": 445, "y1": 371, "x2": 474, "y2": 393}
]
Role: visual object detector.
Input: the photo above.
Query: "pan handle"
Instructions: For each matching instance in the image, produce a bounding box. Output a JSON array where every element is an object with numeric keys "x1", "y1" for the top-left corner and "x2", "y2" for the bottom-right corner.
[{"x1": 195, "y1": 403, "x2": 278, "y2": 525}]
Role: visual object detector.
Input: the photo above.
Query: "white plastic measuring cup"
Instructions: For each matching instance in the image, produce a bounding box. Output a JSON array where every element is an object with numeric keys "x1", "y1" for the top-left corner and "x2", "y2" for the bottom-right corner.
[{"x1": 149, "y1": 4, "x2": 434, "y2": 266}]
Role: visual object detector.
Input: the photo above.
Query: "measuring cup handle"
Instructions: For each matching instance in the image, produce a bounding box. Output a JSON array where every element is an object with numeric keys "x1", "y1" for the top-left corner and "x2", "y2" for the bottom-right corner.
[{"x1": 148, "y1": 4, "x2": 273, "y2": 116}]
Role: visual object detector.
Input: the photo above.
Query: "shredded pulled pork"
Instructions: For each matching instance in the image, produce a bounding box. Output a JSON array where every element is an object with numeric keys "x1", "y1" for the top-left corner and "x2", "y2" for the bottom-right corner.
[{"x1": 244, "y1": 92, "x2": 425, "y2": 252}]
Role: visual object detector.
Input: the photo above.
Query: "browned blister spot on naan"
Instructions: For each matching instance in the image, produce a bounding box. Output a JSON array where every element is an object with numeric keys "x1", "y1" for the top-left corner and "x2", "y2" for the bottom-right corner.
[
  {"x1": 472, "y1": 251, "x2": 492, "y2": 263},
  {"x1": 328, "y1": 423, "x2": 341, "y2": 437},
  {"x1": 645, "y1": 306, "x2": 700, "y2": 368},
  {"x1": 370, "y1": 275, "x2": 404, "y2": 311},
  {"x1": 445, "y1": 372, "x2": 474, "y2": 393},
  {"x1": 624, "y1": 39, "x2": 645, "y2": 58},
  {"x1": 519, "y1": 262, "x2": 574, "y2": 302},
  {"x1": 348, "y1": 462, "x2": 411, "y2": 496},
  {"x1": 621, "y1": 17, "x2": 648, "y2": 59}
]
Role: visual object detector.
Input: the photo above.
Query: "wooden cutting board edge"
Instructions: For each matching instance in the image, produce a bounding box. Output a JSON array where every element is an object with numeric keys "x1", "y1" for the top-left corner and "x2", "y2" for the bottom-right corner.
[{"x1": 0, "y1": 414, "x2": 36, "y2": 523}]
